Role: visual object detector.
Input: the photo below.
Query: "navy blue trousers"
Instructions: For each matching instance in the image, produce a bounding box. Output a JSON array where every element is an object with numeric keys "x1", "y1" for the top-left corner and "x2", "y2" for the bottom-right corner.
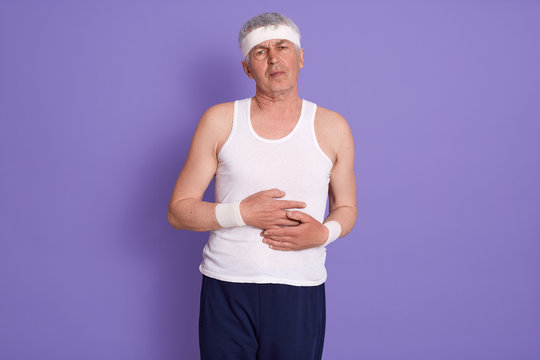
[{"x1": 199, "y1": 275, "x2": 326, "y2": 360}]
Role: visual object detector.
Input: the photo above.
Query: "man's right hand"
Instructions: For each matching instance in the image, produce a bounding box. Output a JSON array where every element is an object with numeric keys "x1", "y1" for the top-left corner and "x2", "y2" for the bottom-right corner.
[{"x1": 239, "y1": 188, "x2": 306, "y2": 230}]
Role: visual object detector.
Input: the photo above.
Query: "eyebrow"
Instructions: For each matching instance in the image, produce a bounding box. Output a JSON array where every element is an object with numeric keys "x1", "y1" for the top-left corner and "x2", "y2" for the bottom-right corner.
[
  {"x1": 273, "y1": 40, "x2": 290, "y2": 46},
  {"x1": 253, "y1": 40, "x2": 290, "y2": 50}
]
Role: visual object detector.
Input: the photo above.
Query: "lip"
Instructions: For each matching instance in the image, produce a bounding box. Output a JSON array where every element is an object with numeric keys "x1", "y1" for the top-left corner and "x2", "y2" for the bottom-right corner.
[{"x1": 270, "y1": 71, "x2": 285, "y2": 77}]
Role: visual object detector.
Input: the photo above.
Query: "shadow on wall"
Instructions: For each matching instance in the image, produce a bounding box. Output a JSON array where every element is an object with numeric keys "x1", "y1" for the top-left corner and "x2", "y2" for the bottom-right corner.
[{"x1": 124, "y1": 50, "x2": 248, "y2": 358}]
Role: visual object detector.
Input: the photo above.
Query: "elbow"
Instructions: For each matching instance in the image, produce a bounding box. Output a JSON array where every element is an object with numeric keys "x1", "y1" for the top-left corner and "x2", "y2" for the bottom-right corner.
[
  {"x1": 168, "y1": 198, "x2": 189, "y2": 230},
  {"x1": 168, "y1": 211, "x2": 180, "y2": 229},
  {"x1": 351, "y1": 205, "x2": 357, "y2": 223},
  {"x1": 349, "y1": 205, "x2": 358, "y2": 229},
  {"x1": 168, "y1": 204, "x2": 199, "y2": 231},
  {"x1": 167, "y1": 198, "x2": 210, "y2": 232},
  {"x1": 167, "y1": 207, "x2": 186, "y2": 230}
]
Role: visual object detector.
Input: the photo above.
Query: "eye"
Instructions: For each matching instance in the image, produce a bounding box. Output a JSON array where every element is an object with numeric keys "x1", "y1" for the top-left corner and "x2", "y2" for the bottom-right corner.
[{"x1": 256, "y1": 49, "x2": 265, "y2": 55}]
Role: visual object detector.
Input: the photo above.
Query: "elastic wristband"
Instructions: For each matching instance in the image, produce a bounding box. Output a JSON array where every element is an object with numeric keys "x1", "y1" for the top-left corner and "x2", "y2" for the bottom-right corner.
[
  {"x1": 323, "y1": 220, "x2": 342, "y2": 246},
  {"x1": 215, "y1": 202, "x2": 246, "y2": 228}
]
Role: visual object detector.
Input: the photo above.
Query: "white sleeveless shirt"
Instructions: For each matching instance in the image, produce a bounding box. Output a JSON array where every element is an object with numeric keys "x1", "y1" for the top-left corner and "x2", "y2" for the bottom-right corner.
[{"x1": 199, "y1": 97, "x2": 334, "y2": 286}]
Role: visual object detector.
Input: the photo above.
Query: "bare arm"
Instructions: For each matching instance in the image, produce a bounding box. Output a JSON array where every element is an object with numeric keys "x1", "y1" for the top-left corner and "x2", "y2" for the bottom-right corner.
[
  {"x1": 167, "y1": 103, "x2": 228, "y2": 231},
  {"x1": 261, "y1": 110, "x2": 357, "y2": 250},
  {"x1": 168, "y1": 103, "x2": 307, "y2": 232},
  {"x1": 322, "y1": 112, "x2": 357, "y2": 238}
]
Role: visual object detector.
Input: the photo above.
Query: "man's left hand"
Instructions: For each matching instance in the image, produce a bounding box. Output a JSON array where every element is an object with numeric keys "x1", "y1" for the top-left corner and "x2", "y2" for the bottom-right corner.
[{"x1": 260, "y1": 211, "x2": 328, "y2": 251}]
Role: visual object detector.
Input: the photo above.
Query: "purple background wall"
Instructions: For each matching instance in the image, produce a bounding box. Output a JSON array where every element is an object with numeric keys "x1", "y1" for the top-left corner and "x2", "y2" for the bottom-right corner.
[{"x1": 1, "y1": 0, "x2": 539, "y2": 359}]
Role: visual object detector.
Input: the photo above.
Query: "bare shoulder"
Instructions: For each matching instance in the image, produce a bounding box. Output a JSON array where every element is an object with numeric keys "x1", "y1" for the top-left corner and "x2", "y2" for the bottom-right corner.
[
  {"x1": 199, "y1": 102, "x2": 234, "y2": 130},
  {"x1": 314, "y1": 105, "x2": 354, "y2": 164},
  {"x1": 196, "y1": 102, "x2": 234, "y2": 155},
  {"x1": 315, "y1": 106, "x2": 351, "y2": 136}
]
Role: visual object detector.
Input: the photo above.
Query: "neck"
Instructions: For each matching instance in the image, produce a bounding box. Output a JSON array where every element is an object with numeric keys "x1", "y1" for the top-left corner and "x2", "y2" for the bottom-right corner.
[{"x1": 253, "y1": 86, "x2": 301, "y2": 115}]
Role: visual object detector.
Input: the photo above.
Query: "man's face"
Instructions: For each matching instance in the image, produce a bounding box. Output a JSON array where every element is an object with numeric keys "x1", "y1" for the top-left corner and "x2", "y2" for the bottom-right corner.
[{"x1": 241, "y1": 39, "x2": 304, "y2": 94}]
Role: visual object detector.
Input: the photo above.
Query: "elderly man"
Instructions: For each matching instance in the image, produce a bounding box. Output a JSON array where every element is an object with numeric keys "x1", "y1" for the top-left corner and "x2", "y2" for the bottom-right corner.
[{"x1": 168, "y1": 12, "x2": 356, "y2": 360}]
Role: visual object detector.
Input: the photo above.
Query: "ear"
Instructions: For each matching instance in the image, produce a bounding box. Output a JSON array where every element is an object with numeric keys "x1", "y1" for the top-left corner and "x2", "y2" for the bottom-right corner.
[
  {"x1": 241, "y1": 60, "x2": 254, "y2": 79},
  {"x1": 299, "y1": 48, "x2": 304, "y2": 69}
]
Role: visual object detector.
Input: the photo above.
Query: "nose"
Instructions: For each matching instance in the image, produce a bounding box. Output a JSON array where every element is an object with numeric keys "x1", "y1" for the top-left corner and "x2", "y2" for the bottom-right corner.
[{"x1": 267, "y1": 48, "x2": 279, "y2": 64}]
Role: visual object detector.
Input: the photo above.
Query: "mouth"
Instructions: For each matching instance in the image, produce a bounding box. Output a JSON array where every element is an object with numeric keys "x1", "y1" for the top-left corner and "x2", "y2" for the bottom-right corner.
[{"x1": 270, "y1": 71, "x2": 285, "y2": 78}]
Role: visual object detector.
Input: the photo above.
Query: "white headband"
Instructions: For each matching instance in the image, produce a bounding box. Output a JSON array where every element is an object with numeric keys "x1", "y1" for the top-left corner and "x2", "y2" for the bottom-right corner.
[{"x1": 241, "y1": 24, "x2": 301, "y2": 59}]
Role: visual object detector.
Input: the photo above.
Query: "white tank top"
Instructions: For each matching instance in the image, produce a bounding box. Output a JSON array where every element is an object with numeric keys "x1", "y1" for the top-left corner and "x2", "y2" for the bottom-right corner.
[{"x1": 199, "y1": 97, "x2": 334, "y2": 286}]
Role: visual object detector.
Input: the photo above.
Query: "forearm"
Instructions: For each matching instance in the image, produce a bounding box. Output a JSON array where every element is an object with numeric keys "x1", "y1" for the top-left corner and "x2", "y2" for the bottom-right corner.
[
  {"x1": 168, "y1": 198, "x2": 220, "y2": 232},
  {"x1": 324, "y1": 205, "x2": 357, "y2": 238}
]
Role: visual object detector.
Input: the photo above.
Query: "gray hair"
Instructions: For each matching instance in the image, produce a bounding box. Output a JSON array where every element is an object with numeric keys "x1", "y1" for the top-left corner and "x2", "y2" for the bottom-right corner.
[{"x1": 238, "y1": 12, "x2": 302, "y2": 61}]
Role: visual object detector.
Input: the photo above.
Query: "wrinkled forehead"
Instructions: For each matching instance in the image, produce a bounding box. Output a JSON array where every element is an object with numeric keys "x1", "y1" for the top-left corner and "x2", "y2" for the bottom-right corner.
[
  {"x1": 241, "y1": 24, "x2": 301, "y2": 58},
  {"x1": 251, "y1": 38, "x2": 294, "y2": 49}
]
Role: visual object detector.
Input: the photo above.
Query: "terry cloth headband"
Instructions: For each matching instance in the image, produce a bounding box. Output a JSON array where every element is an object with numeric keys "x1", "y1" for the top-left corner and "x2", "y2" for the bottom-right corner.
[{"x1": 241, "y1": 24, "x2": 301, "y2": 59}]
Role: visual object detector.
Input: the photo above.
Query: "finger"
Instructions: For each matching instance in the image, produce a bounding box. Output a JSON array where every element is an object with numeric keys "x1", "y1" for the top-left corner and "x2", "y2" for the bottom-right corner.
[
  {"x1": 262, "y1": 227, "x2": 296, "y2": 237},
  {"x1": 260, "y1": 228, "x2": 278, "y2": 237},
  {"x1": 259, "y1": 223, "x2": 298, "y2": 236},
  {"x1": 276, "y1": 200, "x2": 306, "y2": 209},
  {"x1": 286, "y1": 211, "x2": 313, "y2": 223},
  {"x1": 265, "y1": 188, "x2": 286, "y2": 198},
  {"x1": 265, "y1": 237, "x2": 297, "y2": 248},
  {"x1": 275, "y1": 219, "x2": 301, "y2": 226},
  {"x1": 264, "y1": 232, "x2": 294, "y2": 240},
  {"x1": 263, "y1": 238, "x2": 295, "y2": 251},
  {"x1": 264, "y1": 234, "x2": 291, "y2": 242},
  {"x1": 264, "y1": 224, "x2": 284, "y2": 230}
]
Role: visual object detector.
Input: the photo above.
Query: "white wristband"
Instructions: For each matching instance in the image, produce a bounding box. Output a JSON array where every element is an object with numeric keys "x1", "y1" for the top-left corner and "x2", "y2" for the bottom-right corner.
[
  {"x1": 215, "y1": 202, "x2": 246, "y2": 228},
  {"x1": 323, "y1": 220, "x2": 342, "y2": 246}
]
